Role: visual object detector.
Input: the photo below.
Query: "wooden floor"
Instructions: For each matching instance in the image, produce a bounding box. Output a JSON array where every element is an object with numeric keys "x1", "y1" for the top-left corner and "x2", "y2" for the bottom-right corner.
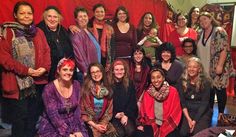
[{"x1": 0, "y1": 96, "x2": 235, "y2": 137}]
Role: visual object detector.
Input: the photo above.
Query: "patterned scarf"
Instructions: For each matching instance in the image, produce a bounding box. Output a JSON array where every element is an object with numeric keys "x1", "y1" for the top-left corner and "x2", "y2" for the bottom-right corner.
[
  {"x1": 147, "y1": 81, "x2": 170, "y2": 101},
  {"x1": 2, "y1": 22, "x2": 37, "y2": 41},
  {"x1": 91, "y1": 83, "x2": 109, "y2": 99},
  {"x1": 93, "y1": 19, "x2": 108, "y2": 58}
]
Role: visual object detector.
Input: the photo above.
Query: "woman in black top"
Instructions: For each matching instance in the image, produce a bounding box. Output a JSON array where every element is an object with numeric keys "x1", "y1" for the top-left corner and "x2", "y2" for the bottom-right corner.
[
  {"x1": 179, "y1": 57, "x2": 212, "y2": 136},
  {"x1": 37, "y1": 6, "x2": 74, "y2": 81},
  {"x1": 108, "y1": 59, "x2": 138, "y2": 137}
]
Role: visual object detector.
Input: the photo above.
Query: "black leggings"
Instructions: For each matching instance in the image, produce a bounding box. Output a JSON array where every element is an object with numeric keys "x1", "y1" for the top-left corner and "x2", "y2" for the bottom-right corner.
[
  {"x1": 209, "y1": 87, "x2": 227, "y2": 113},
  {"x1": 111, "y1": 118, "x2": 136, "y2": 137},
  {"x1": 134, "y1": 125, "x2": 180, "y2": 137}
]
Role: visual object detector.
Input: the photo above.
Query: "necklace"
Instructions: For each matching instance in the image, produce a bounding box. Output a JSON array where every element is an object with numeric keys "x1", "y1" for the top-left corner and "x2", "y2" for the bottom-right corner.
[
  {"x1": 57, "y1": 80, "x2": 72, "y2": 114},
  {"x1": 202, "y1": 27, "x2": 214, "y2": 46}
]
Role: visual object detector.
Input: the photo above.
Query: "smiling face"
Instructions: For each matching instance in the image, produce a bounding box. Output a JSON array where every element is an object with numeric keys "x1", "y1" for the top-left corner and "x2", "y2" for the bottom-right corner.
[
  {"x1": 57, "y1": 65, "x2": 74, "y2": 82},
  {"x1": 113, "y1": 64, "x2": 125, "y2": 80},
  {"x1": 151, "y1": 71, "x2": 165, "y2": 89},
  {"x1": 44, "y1": 9, "x2": 60, "y2": 31},
  {"x1": 76, "y1": 11, "x2": 89, "y2": 29},
  {"x1": 177, "y1": 15, "x2": 187, "y2": 27},
  {"x1": 161, "y1": 51, "x2": 171, "y2": 62},
  {"x1": 187, "y1": 60, "x2": 200, "y2": 79},
  {"x1": 134, "y1": 50, "x2": 144, "y2": 63},
  {"x1": 199, "y1": 15, "x2": 212, "y2": 29},
  {"x1": 90, "y1": 66, "x2": 103, "y2": 83},
  {"x1": 143, "y1": 13, "x2": 153, "y2": 27},
  {"x1": 15, "y1": 5, "x2": 33, "y2": 26},
  {"x1": 117, "y1": 10, "x2": 127, "y2": 23},
  {"x1": 94, "y1": 6, "x2": 105, "y2": 21},
  {"x1": 191, "y1": 8, "x2": 200, "y2": 19},
  {"x1": 183, "y1": 42, "x2": 194, "y2": 55}
]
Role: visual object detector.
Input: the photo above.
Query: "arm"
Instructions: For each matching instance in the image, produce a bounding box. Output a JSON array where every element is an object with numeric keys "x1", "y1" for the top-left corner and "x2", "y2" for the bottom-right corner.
[
  {"x1": 70, "y1": 32, "x2": 87, "y2": 73},
  {"x1": 137, "y1": 37, "x2": 147, "y2": 46},
  {"x1": 0, "y1": 29, "x2": 29, "y2": 76}
]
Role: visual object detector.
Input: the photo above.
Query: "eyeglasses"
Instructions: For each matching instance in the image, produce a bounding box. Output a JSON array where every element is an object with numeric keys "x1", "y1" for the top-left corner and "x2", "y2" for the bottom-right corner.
[{"x1": 91, "y1": 70, "x2": 102, "y2": 75}]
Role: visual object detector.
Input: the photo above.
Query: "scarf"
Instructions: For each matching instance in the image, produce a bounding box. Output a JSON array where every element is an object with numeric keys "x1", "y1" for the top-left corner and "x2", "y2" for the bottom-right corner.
[
  {"x1": 2, "y1": 22, "x2": 37, "y2": 41},
  {"x1": 147, "y1": 81, "x2": 170, "y2": 101},
  {"x1": 91, "y1": 83, "x2": 109, "y2": 99},
  {"x1": 93, "y1": 19, "x2": 107, "y2": 58}
]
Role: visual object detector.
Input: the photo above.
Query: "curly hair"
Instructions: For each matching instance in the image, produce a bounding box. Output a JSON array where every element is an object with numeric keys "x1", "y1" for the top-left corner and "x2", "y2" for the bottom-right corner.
[
  {"x1": 181, "y1": 57, "x2": 210, "y2": 92},
  {"x1": 156, "y1": 42, "x2": 176, "y2": 63}
]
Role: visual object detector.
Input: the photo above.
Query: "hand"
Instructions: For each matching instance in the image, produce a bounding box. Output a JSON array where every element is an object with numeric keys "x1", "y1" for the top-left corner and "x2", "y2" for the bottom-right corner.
[
  {"x1": 73, "y1": 132, "x2": 83, "y2": 137},
  {"x1": 137, "y1": 126, "x2": 144, "y2": 131},
  {"x1": 69, "y1": 25, "x2": 80, "y2": 34},
  {"x1": 143, "y1": 41, "x2": 153, "y2": 47},
  {"x1": 69, "y1": 134, "x2": 75, "y2": 137},
  {"x1": 190, "y1": 120, "x2": 196, "y2": 133},
  {"x1": 187, "y1": 118, "x2": 193, "y2": 129},
  {"x1": 215, "y1": 65, "x2": 223, "y2": 75},
  {"x1": 115, "y1": 112, "x2": 124, "y2": 119},
  {"x1": 28, "y1": 68, "x2": 36, "y2": 76},
  {"x1": 33, "y1": 67, "x2": 46, "y2": 77},
  {"x1": 94, "y1": 124, "x2": 107, "y2": 133},
  {"x1": 120, "y1": 115, "x2": 128, "y2": 125}
]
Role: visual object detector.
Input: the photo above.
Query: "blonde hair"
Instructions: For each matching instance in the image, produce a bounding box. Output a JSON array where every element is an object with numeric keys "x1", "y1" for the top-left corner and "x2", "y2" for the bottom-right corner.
[
  {"x1": 199, "y1": 11, "x2": 220, "y2": 27},
  {"x1": 42, "y1": 8, "x2": 63, "y2": 23},
  {"x1": 182, "y1": 57, "x2": 209, "y2": 92}
]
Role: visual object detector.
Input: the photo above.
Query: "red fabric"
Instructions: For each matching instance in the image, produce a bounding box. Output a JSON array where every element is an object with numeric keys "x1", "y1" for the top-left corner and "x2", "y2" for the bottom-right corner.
[
  {"x1": 161, "y1": 22, "x2": 176, "y2": 42},
  {"x1": 0, "y1": 28, "x2": 51, "y2": 99},
  {"x1": 139, "y1": 86, "x2": 182, "y2": 137},
  {"x1": 0, "y1": 1, "x2": 167, "y2": 37},
  {"x1": 168, "y1": 28, "x2": 197, "y2": 56}
]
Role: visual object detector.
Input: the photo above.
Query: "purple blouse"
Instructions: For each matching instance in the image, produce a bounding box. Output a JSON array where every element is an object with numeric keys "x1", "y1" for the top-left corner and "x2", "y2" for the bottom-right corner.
[
  {"x1": 38, "y1": 80, "x2": 88, "y2": 137},
  {"x1": 112, "y1": 23, "x2": 137, "y2": 58}
]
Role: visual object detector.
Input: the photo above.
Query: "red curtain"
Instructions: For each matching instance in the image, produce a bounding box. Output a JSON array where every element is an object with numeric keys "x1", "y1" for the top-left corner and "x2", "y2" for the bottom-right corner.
[{"x1": 0, "y1": 0, "x2": 167, "y2": 38}]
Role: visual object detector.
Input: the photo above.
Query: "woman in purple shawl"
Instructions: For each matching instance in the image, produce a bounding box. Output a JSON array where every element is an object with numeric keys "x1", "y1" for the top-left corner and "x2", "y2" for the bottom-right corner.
[
  {"x1": 70, "y1": 7, "x2": 101, "y2": 83},
  {"x1": 38, "y1": 58, "x2": 88, "y2": 137}
]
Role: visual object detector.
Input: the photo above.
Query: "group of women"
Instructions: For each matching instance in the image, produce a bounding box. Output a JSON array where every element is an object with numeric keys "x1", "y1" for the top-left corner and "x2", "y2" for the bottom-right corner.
[{"x1": 0, "y1": 1, "x2": 234, "y2": 137}]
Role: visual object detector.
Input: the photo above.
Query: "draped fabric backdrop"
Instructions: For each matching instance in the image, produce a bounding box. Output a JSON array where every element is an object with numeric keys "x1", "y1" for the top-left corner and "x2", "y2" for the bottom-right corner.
[{"x1": 0, "y1": 0, "x2": 167, "y2": 40}]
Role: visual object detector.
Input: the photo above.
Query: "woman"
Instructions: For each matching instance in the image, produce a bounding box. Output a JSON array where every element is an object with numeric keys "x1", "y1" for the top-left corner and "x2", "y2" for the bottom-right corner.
[
  {"x1": 89, "y1": 4, "x2": 115, "y2": 68},
  {"x1": 135, "y1": 68, "x2": 182, "y2": 137},
  {"x1": 37, "y1": 6, "x2": 74, "y2": 81},
  {"x1": 187, "y1": 7, "x2": 200, "y2": 32},
  {"x1": 38, "y1": 58, "x2": 88, "y2": 137},
  {"x1": 180, "y1": 38, "x2": 197, "y2": 64},
  {"x1": 168, "y1": 13, "x2": 197, "y2": 57},
  {"x1": 179, "y1": 57, "x2": 212, "y2": 136},
  {"x1": 112, "y1": 6, "x2": 137, "y2": 61},
  {"x1": 108, "y1": 59, "x2": 138, "y2": 137},
  {"x1": 137, "y1": 12, "x2": 158, "y2": 41},
  {"x1": 129, "y1": 47, "x2": 150, "y2": 100},
  {"x1": 197, "y1": 12, "x2": 234, "y2": 125},
  {"x1": 0, "y1": 1, "x2": 51, "y2": 137},
  {"x1": 156, "y1": 42, "x2": 184, "y2": 90},
  {"x1": 70, "y1": 7, "x2": 100, "y2": 82},
  {"x1": 70, "y1": 4, "x2": 115, "y2": 69},
  {"x1": 80, "y1": 63, "x2": 117, "y2": 137}
]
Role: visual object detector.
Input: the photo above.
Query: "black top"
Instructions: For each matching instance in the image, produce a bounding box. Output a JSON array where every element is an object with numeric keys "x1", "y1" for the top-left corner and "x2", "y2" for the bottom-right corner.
[
  {"x1": 37, "y1": 21, "x2": 74, "y2": 81},
  {"x1": 112, "y1": 81, "x2": 138, "y2": 121},
  {"x1": 179, "y1": 78, "x2": 211, "y2": 121}
]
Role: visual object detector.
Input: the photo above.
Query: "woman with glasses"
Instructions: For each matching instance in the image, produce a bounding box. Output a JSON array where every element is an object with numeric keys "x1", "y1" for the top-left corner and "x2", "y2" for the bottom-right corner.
[
  {"x1": 80, "y1": 63, "x2": 117, "y2": 137},
  {"x1": 168, "y1": 13, "x2": 197, "y2": 57}
]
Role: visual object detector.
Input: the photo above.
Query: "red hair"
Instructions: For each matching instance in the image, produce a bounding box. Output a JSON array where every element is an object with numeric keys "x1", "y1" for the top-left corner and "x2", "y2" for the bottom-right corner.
[{"x1": 57, "y1": 58, "x2": 75, "y2": 70}]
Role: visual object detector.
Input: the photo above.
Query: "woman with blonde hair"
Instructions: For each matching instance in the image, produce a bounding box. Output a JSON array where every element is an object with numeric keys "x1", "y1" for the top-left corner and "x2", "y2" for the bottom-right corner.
[
  {"x1": 108, "y1": 59, "x2": 138, "y2": 137},
  {"x1": 197, "y1": 11, "x2": 234, "y2": 124},
  {"x1": 179, "y1": 57, "x2": 212, "y2": 136}
]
